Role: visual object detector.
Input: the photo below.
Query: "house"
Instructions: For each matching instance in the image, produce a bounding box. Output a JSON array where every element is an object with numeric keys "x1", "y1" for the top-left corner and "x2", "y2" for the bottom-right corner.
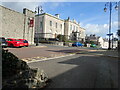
[
  {"x1": 64, "y1": 17, "x2": 85, "y2": 42},
  {"x1": 85, "y1": 34, "x2": 99, "y2": 44},
  {"x1": 35, "y1": 13, "x2": 85, "y2": 42}
]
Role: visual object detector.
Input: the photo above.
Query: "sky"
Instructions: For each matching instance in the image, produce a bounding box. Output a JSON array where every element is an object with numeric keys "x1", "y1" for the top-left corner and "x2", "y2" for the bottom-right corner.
[{"x1": 1, "y1": 1, "x2": 119, "y2": 38}]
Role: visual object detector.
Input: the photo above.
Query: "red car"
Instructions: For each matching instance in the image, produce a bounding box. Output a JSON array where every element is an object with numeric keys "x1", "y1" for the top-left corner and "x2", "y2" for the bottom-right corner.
[
  {"x1": 18, "y1": 39, "x2": 29, "y2": 47},
  {"x1": 6, "y1": 38, "x2": 24, "y2": 47}
]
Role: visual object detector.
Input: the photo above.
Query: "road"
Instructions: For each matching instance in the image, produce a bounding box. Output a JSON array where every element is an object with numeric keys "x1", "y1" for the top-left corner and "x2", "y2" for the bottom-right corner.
[
  {"x1": 28, "y1": 53, "x2": 118, "y2": 88},
  {"x1": 4, "y1": 44, "x2": 100, "y2": 60},
  {"x1": 4, "y1": 44, "x2": 118, "y2": 88}
]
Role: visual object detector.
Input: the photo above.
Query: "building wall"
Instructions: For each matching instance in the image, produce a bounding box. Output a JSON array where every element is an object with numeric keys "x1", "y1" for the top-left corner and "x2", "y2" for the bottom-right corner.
[
  {"x1": 64, "y1": 19, "x2": 85, "y2": 41},
  {"x1": 35, "y1": 13, "x2": 64, "y2": 39},
  {"x1": 0, "y1": 5, "x2": 35, "y2": 44},
  {"x1": 44, "y1": 14, "x2": 64, "y2": 38},
  {"x1": 0, "y1": 6, "x2": 2, "y2": 37},
  {"x1": 35, "y1": 13, "x2": 85, "y2": 42}
]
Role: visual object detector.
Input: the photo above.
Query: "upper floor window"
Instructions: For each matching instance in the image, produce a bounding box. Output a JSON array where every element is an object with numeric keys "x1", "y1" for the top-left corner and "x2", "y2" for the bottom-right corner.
[
  {"x1": 60, "y1": 24, "x2": 62, "y2": 29},
  {"x1": 56, "y1": 23, "x2": 57, "y2": 28},
  {"x1": 70, "y1": 25, "x2": 72, "y2": 30},
  {"x1": 74, "y1": 26, "x2": 75, "y2": 30},
  {"x1": 76, "y1": 27, "x2": 78, "y2": 31},
  {"x1": 50, "y1": 21, "x2": 52, "y2": 26},
  {"x1": 40, "y1": 21, "x2": 43, "y2": 28}
]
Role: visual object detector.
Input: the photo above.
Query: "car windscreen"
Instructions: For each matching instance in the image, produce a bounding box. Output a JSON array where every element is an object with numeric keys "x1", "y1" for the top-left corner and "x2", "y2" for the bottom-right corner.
[
  {"x1": 1, "y1": 38, "x2": 6, "y2": 42},
  {"x1": 23, "y1": 40, "x2": 28, "y2": 43},
  {"x1": 15, "y1": 39, "x2": 21, "y2": 41}
]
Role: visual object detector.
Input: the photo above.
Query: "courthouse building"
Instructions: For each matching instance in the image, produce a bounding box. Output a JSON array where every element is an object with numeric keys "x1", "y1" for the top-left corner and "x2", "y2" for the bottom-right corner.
[
  {"x1": 35, "y1": 13, "x2": 85, "y2": 42},
  {"x1": 0, "y1": 5, "x2": 35, "y2": 44}
]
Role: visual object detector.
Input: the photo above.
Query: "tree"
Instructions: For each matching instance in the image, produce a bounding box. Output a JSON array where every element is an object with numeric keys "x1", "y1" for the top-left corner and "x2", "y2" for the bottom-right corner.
[
  {"x1": 57, "y1": 34, "x2": 67, "y2": 42},
  {"x1": 117, "y1": 29, "x2": 120, "y2": 38}
]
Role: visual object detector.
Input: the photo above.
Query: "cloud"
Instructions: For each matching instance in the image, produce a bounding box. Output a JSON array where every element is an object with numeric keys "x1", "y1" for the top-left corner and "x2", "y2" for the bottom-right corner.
[{"x1": 81, "y1": 21, "x2": 118, "y2": 38}]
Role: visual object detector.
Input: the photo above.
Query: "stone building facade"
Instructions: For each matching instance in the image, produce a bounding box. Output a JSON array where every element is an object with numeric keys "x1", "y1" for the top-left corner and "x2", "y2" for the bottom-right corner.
[
  {"x1": 64, "y1": 17, "x2": 85, "y2": 42},
  {"x1": 0, "y1": 5, "x2": 35, "y2": 44},
  {"x1": 35, "y1": 13, "x2": 85, "y2": 42},
  {"x1": 35, "y1": 13, "x2": 64, "y2": 40}
]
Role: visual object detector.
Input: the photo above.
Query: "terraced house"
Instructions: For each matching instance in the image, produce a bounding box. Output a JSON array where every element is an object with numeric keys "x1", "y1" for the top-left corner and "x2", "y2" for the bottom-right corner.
[{"x1": 35, "y1": 13, "x2": 85, "y2": 42}]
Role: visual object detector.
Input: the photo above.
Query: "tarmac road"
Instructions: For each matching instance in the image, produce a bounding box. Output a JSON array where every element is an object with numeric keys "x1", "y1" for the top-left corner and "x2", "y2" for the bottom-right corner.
[
  {"x1": 4, "y1": 45, "x2": 100, "y2": 60},
  {"x1": 28, "y1": 53, "x2": 118, "y2": 88}
]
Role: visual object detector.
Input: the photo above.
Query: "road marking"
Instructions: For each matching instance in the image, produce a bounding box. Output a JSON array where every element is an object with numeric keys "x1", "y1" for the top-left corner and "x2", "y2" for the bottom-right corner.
[{"x1": 26, "y1": 54, "x2": 75, "y2": 63}]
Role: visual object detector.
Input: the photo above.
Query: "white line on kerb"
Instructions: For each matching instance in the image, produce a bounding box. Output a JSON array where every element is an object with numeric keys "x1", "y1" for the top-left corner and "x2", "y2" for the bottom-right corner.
[{"x1": 27, "y1": 54, "x2": 75, "y2": 63}]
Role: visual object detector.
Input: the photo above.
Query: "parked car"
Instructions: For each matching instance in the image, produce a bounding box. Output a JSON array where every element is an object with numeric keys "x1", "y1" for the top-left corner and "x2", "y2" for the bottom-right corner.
[
  {"x1": 18, "y1": 39, "x2": 29, "y2": 47},
  {"x1": 6, "y1": 38, "x2": 24, "y2": 47},
  {"x1": 0, "y1": 37, "x2": 8, "y2": 48},
  {"x1": 72, "y1": 42, "x2": 83, "y2": 47},
  {"x1": 90, "y1": 44, "x2": 97, "y2": 48}
]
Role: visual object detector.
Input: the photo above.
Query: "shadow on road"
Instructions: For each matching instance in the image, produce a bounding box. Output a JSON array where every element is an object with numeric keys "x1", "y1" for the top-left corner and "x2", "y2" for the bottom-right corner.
[
  {"x1": 44, "y1": 55, "x2": 118, "y2": 88},
  {"x1": 47, "y1": 49, "x2": 83, "y2": 54}
]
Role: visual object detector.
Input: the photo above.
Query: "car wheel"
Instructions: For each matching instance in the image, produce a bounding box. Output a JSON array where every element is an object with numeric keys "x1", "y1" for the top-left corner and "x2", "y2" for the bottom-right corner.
[
  {"x1": 4, "y1": 46, "x2": 7, "y2": 48},
  {"x1": 10, "y1": 44, "x2": 14, "y2": 47}
]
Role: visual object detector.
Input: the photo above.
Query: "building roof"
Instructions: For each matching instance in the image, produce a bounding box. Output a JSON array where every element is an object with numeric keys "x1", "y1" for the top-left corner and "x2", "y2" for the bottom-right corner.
[
  {"x1": 36, "y1": 12, "x2": 86, "y2": 30},
  {"x1": 35, "y1": 13, "x2": 64, "y2": 21}
]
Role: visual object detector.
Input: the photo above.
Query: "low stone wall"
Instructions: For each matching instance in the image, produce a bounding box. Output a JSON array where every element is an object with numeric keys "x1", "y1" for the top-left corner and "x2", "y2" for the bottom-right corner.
[
  {"x1": 2, "y1": 49, "x2": 49, "y2": 89},
  {"x1": 54, "y1": 42, "x2": 64, "y2": 46}
]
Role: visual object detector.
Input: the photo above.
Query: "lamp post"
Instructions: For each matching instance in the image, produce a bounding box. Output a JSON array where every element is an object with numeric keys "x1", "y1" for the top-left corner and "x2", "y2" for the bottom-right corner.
[
  {"x1": 104, "y1": 2, "x2": 118, "y2": 50},
  {"x1": 35, "y1": 6, "x2": 43, "y2": 46}
]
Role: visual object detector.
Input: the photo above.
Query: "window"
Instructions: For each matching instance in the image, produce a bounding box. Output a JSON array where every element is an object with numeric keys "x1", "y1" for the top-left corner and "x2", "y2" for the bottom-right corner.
[
  {"x1": 7, "y1": 39, "x2": 13, "y2": 41},
  {"x1": 76, "y1": 27, "x2": 78, "y2": 31},
  {"x1": 56, "y1": 23, "x2": 57, "y2": 28},
  {"x1": 16, "y1": 39, "x2": 21, "y2": 41},
  {"x1": 70, "y1": 25, "x2": 72, "y2": 30},
  {"x1": 74, "y1": 26, "x2": 75, "y2": 30},
  {"x1": 50, "y1": 29, "x2": 52, "y2": 32},
  {"x1": 40, "y1": 21, "x2": 43, "y2": 28},
  {"x1": 50, "y1": 21, "x2": 52, "y2": 26},
  {"x1": 60, "y1": 24, "x2": 62, "y2": 29}
]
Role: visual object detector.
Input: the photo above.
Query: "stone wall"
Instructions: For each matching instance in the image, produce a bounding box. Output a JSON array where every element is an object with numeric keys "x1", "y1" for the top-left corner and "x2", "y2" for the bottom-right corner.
[{"x1": 0, "y1": 5, "x2": 35, "y2": 44}]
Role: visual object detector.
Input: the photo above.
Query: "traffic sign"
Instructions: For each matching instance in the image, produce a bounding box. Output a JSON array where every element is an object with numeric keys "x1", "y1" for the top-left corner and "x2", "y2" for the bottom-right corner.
[{"x1": 107, "y1": 33, "x2": 113, "y2": 36}]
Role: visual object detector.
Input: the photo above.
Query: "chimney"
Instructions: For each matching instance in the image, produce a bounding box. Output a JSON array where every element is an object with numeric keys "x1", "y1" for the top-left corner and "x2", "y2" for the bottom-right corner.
[{"x1": 55, "y1": 14, "x2": 60, "y2": 18}]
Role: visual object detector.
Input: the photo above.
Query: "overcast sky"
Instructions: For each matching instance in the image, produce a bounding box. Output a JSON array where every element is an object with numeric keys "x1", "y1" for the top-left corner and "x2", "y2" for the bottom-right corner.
[{"x1": 1, "y1": 1, "x2": 119, "y2": 38}]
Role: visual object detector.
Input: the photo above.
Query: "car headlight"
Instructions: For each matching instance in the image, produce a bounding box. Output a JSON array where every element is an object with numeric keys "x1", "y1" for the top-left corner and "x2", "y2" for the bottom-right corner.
[{"x1": 16, "y1": 42, "x2": 19, "y2": 44}]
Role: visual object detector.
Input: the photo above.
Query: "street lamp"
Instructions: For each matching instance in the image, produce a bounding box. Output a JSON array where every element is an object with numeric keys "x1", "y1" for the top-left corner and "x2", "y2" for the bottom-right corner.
[
  {"x1": 104, "y1": 2, "x2": 118, "y2": 50},
  {"x1": 35, "y1": 6, "x2": 43, "y2": 46}
]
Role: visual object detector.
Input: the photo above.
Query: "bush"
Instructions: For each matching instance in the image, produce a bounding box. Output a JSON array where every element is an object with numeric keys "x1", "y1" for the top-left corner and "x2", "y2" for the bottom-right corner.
[{"x1": 57, "y1": 34, "x2": 67, "y2": 42}]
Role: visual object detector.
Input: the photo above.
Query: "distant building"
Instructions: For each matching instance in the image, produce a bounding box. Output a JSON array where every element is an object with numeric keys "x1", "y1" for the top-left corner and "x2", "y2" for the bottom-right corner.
[
  {"x1": 85, "y1": 34, "x2": 118, "y2": 49},
  {"x1": 85, "y1": 34, "x2": 99, "y2": 44},
  {"x1": 64, "y1": 17, "x2": 85, "y2": 42},
  {"x1": 0, "y1": 5, "x2": 35, "y2": 44},
  {"x1": 35, "y1": 13, "x2": 85, "y2": 42}
]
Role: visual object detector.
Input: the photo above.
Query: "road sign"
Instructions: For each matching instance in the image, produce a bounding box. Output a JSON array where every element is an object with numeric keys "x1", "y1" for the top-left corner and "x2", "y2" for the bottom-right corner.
[{"x1": 107, "y1": 33, "x2": 113, "y2": 36}]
